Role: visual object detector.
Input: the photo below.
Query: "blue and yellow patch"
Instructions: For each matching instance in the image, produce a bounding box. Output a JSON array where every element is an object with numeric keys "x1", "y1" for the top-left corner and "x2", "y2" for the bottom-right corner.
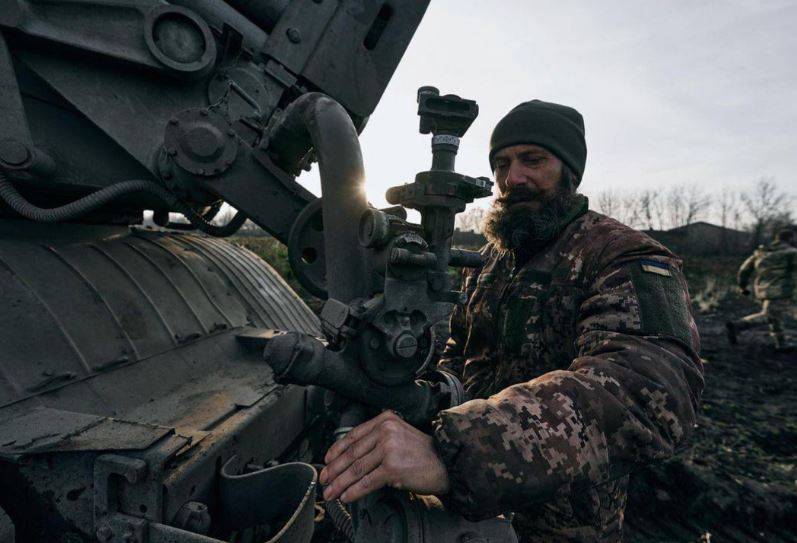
[{"x1": 639, "y1": 259, "x2": 672, "y2": 277}]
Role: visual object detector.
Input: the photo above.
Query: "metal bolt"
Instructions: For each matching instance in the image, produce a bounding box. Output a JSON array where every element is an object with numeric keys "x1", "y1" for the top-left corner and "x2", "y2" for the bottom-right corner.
[
  {"x1": 168, "y1": 117, "x2": 178, "y2": 125},
  {"x1": 394, "y1": 333, "x2": 418, "y2": 359},
  {"x1": 166, "y1": 146, "x2": 177, "y2": 156},
  {"x1": 227, "y1": 129, "x2": 236, "y2": 137},
  {"x1": 369, "y1": 337, "x2": 380, "y2": 349},
  {"x1": 286, "y1": 28, "x2": 302, "y2": 43},
  {"x1": 96, "y1": 526, "x2": 113, "y2": 542},
  {"x1": 197, "y1": 168, "x2": 206, "y2": 175}
]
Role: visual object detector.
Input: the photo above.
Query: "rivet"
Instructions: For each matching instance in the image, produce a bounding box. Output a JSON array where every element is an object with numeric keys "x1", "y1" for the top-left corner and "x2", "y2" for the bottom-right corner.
[
  {"x1": 168, "y1": 118, "x2": 179, "y2": 125},
  {"x1": 286, "y1": 28, "x2": 302, "y2": 43}
]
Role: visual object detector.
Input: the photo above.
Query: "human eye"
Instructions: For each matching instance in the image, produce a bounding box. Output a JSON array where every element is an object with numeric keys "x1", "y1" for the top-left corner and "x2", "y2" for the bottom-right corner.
[{"x1": 521, "y1": 154, "x2": 544, "y2": 166}]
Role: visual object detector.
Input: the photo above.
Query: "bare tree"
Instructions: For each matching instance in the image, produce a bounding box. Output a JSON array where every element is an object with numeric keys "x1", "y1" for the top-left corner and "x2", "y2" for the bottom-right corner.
[
  {"x1": 682, "y1": 185, "x2": 709, "y2": 226},
  {"x1": 637, "y1": 190, "x2": 661, "y2": 230},
  {"x1": 651, "y1": 192, "x2": 667, "y2": 230},
  {"x1": 716, "y1": 189, "x2": 739, "y2": 229},
  {"x1": 455, "y1": 206, "x2": 487, "y2": 233},
  {"x1": 665, "y1": 187, "x2": 685, "y2": 230},
  {"x1": 740, "y1": 177, "x2": 791, "y2": 245},
  {"x1": 595, "y1": 189, "x2": 620, "y2": 218},
  {"x1": 623, "y1": 192, "x2": 646, "y2": 229}
]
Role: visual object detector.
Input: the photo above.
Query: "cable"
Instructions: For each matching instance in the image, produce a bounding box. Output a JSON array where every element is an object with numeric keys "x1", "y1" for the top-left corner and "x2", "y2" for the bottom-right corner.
[
  {"x1": 311, "y1": 463, "x2": 354, "y2": 542},
  {"x1": 324, "y1": 499, "x2": 354, "y2": 542},
  {"x1": 0, "y1": 170, "x2": 246, "y2": 237}
]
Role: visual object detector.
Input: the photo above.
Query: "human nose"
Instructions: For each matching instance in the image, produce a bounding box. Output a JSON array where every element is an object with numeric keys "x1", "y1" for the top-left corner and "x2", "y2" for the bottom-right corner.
[{"x1": 506, "y1": 161, "x2": 527, "y2": 189}]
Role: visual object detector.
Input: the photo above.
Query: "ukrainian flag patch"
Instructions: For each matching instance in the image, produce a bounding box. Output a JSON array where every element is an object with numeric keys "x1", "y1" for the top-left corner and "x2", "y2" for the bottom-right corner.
[{"x1": 640, "y1": 259, "x2": 672, "y2": 277}]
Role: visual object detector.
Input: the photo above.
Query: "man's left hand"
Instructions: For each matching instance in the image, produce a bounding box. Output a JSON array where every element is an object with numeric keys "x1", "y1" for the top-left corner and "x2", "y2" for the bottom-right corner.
[{"x1": 319, "y1": 410, "x2": 450, "y2": 503}]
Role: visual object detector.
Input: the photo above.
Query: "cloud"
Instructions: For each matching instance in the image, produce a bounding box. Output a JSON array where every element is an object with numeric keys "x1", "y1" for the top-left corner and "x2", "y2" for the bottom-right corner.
[{"x1": 299, "y1": 0, "x2": 795, "y2": 218}]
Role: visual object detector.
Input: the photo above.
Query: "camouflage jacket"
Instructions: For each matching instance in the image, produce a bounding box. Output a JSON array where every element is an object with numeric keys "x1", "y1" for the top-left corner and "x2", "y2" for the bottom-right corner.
[
  {"x1": 432, "y1": 197, "x2": 704, "y2": 542},
  {"x1": 738, "y1": 241, "x2": 797, "y2": 300}
]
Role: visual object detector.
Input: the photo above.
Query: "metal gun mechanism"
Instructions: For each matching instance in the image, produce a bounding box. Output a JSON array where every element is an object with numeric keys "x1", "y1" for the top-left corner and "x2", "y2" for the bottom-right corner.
[{"x1": 268, "y1": 86, "x2": 493, "y2": 418}]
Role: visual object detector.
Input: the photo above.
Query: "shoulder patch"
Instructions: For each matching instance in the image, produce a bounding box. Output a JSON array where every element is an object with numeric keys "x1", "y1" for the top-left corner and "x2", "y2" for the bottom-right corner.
[
  {"x1": 640, "y1": 259, "x2": 672, "y2": 277},
  {"x1": 629, "y1": 260, "x2": 691, "y2": 345}
]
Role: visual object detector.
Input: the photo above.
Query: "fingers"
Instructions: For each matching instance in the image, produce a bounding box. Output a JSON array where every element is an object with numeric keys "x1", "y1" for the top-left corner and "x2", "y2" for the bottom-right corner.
[
  {"x1": 322, "y1": 446, "x2": 383, "y2": 501},
  {"x1": 324, "y1": 410, "x2": 398, "y2": 464},
  {"x1": 319, "y1": 410, "x2": 405, "y2": 504},
  {"x1": 340, "y1": 466, "x2": 389, "y2": 503},
  {"x1": 320, "y1": 430, "x2": 379, "y2": 485}
]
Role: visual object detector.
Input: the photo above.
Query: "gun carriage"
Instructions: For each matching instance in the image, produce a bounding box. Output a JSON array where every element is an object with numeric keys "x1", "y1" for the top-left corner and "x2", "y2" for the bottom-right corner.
[{"x1": 0, "y1": 2, "x2": 515, "y2": 541}]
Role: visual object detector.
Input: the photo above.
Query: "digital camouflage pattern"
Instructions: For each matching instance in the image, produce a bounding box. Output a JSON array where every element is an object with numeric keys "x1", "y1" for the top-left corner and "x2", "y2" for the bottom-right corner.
[
  {"x1": 735, "y1": 298, "x2": 796, "y2": 349},
  {"x1": 734, "y1": 240, "x2": 797, "y2": 349},
  {"x1": 432, "y1": 199, "x2": 704, "y2": 542},
  {"x1": 737, "y1": 240, "x2": 797, "y2": 301}
]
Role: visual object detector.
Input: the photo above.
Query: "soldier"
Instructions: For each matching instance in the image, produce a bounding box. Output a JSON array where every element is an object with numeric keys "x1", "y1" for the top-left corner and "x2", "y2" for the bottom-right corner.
[
  {"x1": 319, "y1": 100, "x2": 704, "y2": 542},
  {"x1": 726, "y1": 229, "x2": 797, "y2": 351}
]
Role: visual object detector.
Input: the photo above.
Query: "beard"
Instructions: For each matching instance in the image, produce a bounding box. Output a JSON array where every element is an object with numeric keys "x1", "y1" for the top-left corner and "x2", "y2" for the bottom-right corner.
[{"x1": 482, "y1": 180, "x2": 577, "y2": 254}]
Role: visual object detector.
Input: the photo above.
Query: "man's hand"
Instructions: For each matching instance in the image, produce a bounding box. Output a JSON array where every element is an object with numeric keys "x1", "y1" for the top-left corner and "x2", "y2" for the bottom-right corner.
[
  {"x1": 740, "y1": 287, "x2": 751, "y2": 296},
  {"x1": 319, "y1": 410, "x2": 450, "y2": 503}
]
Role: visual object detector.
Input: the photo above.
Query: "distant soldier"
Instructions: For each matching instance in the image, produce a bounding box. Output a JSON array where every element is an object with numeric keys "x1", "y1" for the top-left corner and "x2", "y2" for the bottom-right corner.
[{"x1": 726, "y1": 229, "x2": 797, "y2": 351}]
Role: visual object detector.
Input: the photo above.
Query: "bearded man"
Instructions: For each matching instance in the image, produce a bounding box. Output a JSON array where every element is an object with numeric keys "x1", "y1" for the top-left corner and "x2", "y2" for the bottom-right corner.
[{"x1": 320, "y1": 100, "x2": 704, "y2": 542}]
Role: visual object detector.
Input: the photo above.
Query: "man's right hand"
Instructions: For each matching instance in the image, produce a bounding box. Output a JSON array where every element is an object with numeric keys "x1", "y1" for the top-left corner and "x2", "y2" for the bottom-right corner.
[
  {"x1": 319, "y1": 410, "x2": 450, "y2": 504},
  {"x1": 740, "y1": 287, "x2": 751, "y2": 296}
]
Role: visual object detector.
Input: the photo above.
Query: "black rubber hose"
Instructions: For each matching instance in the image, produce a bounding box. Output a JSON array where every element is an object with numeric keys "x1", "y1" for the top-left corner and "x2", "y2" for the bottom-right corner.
[
  {"x1": 324, "y1": 499, "x2": 354, "y2": 542},
  {"x1": 310, "y1": 463, "x2": 354, "y2": 541},
  {"x1": 0, "y1": 171, "x2": 246, "y2": 236},
  {"x1": 166, "y1": 209, "x2": 247, "y2": 236}
]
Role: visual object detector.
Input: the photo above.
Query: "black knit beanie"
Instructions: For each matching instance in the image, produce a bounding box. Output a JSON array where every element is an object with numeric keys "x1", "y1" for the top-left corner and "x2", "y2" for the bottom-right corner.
[{"x1": 489, "y1": 100, "x2": 587, "y2": 183}]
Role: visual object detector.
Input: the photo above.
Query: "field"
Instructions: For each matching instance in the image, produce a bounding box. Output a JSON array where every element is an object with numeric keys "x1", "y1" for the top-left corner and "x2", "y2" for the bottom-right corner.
[
  {"x1": 233, "y1": 238, "x2": 797, "y2": 542},
  {"x1": 627, "y1": 257, "x2": 797, "y2": 542}
]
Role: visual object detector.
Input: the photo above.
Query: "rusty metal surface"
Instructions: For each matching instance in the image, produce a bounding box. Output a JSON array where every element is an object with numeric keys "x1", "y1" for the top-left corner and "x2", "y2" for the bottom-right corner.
[
  {"x1": 0, "y1": 223, "x2": 319, "y2": 409},
  {"x1": 0, "y1": 222, "x2": 322, "y2": 539},
  {"x1": 0, "y1": 408, "x2": 171, "y2": 458}
]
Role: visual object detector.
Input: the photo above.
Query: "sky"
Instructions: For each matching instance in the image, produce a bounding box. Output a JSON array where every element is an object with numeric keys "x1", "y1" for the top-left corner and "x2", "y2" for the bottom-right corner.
[{"x1": 296, "y1": 0, "x2": 797, "y2": 221}]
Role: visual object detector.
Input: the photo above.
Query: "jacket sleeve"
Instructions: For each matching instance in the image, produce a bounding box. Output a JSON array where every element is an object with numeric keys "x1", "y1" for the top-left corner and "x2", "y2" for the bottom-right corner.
[
  {"x1": 737, "y1": 254, "x2": 756, "y2": 290},
  {"x1": 436, "y1": 268, "x2": 470, "y2": 379},
  {"x1": 431, "y1": 250, "x2": 704, "y2": 519}
]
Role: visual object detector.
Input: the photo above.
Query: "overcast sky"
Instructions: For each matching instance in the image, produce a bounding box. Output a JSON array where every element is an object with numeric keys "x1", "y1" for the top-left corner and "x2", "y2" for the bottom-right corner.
[{"x1": 298, "y1": 0, "x2": 796, "y2": 220}]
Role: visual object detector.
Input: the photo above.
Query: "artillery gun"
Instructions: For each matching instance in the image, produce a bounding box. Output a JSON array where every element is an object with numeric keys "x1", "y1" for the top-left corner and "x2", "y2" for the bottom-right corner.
[{"x1": 0, "y1": 2, "x2": 516, "y2": 542}]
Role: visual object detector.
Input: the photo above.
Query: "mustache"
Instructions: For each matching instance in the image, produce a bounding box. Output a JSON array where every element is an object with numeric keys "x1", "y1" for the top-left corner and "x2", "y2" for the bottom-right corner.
[{"x1": 495, "y1": 185, "x2": 549, "y2": 206}]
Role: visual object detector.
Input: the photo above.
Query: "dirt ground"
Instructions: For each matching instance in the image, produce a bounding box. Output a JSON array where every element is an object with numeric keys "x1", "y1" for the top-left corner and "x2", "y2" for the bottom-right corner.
[{"x1": 625, "y1": 293, "x2": 797, "y2": 542}]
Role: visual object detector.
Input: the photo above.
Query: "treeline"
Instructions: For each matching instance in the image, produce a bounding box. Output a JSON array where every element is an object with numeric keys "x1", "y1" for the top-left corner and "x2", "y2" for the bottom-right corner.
[{"x1": 455, "y1": 178, "x2": 794, "y2": 244}]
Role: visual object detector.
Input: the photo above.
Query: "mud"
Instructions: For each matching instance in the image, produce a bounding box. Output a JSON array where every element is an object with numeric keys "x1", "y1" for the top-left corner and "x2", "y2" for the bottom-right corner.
[{"x1": 625, "y1": 294, "x2": 796, "y2": 542}]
